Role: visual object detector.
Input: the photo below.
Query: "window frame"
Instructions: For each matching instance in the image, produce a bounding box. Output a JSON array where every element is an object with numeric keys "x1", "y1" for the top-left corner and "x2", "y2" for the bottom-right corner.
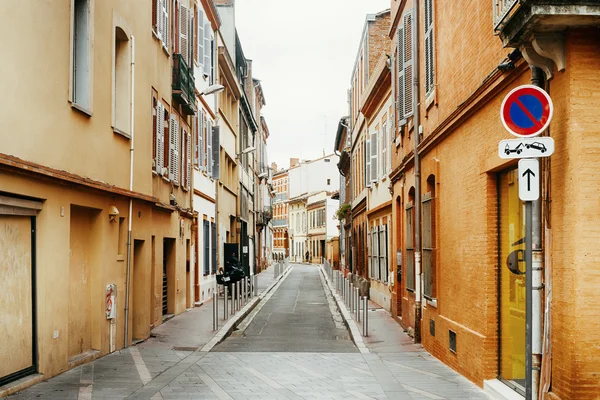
[{"x1": 70, "y1": 0, "x2": 94, "y2": 115}]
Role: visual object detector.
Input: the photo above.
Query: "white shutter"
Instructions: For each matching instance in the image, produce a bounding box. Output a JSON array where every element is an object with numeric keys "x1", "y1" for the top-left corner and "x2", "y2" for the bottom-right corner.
[
  {"x1": 206, "y1": 119, "x2": 212, "y2": 176},
  {"x1": 156, "y1": 103, "x2": 164, "y2": 173},
  {"x1": 403, "y1": 10, "x2": 414, "y2": 117},
  {"x1": 203, "y1": 22, "x2": 211, "y2": 77},
  {"x1": 160, "y1": 0, "x2": 169, "y2": 48},
  {"x1": 371, "y1": 130, "x2": 378, "y2": 183},
  {"x1": 169, "y1": 115, "x2": 179, "y2": 182},
  {"x1": 365, "y1": 138, "x2": 371, "y2": 188},
  {"x1": 197, "y1": 9, "x2": 204, "y2": 68},
  {"x1": 397, "y1": 27, "x2": 405, "y2": 124},
  {"x1": 186, "y1": 131, "x2": 192, "y2": 188},
  {"x1": 424, "y1": 0, "x2": 435, "y2": 96},
  {"x1": 179, "y1": 5, "x2": 189, "y2": 63},
  {"x1": 194, "y1": 116, "x2": 199, "y2": 167},
  {"x1": 199, "y1": 112, "x2": 205, "y2": 170},
  {"x1": 180, "y1": 128, "x2": 186, "y2": 186},
  {"x1": 155, "y1": 0, "x2": 162, "y2": 38}
]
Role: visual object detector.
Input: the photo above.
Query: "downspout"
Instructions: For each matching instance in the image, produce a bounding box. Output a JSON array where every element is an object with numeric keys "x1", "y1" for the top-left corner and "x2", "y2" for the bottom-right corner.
[
  {"x1": 124, "y1": 35, "x2": 135, "y2": 347},
  {"x1": 530, "y1": 66, "x2": 545, "y2": 400},
  {"x1": 412, "y1": 1, "x2": 423, "y2": 343}
]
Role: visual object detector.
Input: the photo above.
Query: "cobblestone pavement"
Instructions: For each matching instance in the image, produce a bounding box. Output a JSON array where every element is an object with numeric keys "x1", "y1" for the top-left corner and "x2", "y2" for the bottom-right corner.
[{"x1": 7, "y1": 264, "x2": 489, "y2": 400}]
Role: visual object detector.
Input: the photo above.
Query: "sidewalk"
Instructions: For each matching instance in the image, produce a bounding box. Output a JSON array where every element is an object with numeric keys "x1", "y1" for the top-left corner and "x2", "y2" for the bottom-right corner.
[
  {"x1": 3, "y1": 265, "x2": 284, "y2": 399},
  {"x1": 320, "y1": 265, "x2": 490, "y2": 400}
]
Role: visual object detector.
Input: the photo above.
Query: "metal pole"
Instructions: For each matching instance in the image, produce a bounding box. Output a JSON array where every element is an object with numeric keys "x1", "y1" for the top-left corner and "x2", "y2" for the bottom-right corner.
[
  {"x1": 362, "y1": 296, "x2": 368, "y2": 337},
  {"x1": 526, "y1": 201, "x2": 533, "y2": 400},
  {"x1": 350, "y1": 283, "x2": 354, "y2": 313},
  {"x1": 237, "y1": 281, "x2": 241, "y2": 310},
  {"x1": 354, "y1": 288, "x2": 360, "y2": 322},
  {"x1": 212, "y1": 292, "x2": 217, "y2": 331},
  {"x1": 231, "y1": 284, "x2": 235, "y2": 315},
  {"x1": 224, "y1": 285, "x2": 228, "y2": 320},
  {"x1": 254, "y1": 275, "x2": 258, "y2": 297}
]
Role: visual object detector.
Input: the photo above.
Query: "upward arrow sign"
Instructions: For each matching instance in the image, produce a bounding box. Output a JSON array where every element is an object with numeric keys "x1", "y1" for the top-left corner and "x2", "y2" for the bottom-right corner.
[
  {"x1": 522, "y1": 168, "x2": 535, "y2": 191},
  {"x1": 518, "y1": 159, "x2": 540, "y2": 201}
]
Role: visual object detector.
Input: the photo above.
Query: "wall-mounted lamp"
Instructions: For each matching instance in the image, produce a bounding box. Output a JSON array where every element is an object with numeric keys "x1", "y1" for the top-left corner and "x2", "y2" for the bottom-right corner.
[
  {"x1": 108, "y1": 205, "x2": 119, "y2": 222},
  {"x1": 199, "y1": 84, "x2": 225, "y2": 96}
]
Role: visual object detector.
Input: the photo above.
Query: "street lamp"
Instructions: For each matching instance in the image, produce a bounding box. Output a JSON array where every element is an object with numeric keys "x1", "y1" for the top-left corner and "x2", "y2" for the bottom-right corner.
[
  {"x1": 199, "y1": 84, "x2": 225, "y2": 96},
  {"x1": 236, "y1": 146, "x2": 256, "y2": 160}
]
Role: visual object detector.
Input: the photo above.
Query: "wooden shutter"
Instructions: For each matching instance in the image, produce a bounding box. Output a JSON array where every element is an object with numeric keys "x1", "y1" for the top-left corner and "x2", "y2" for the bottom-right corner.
[
  {"x1": 203, "y1": 22, "x2": 211, "y2": 76},
  {"x1": 199, "y1": 112, "x2": 205, "y2": 170},
  {"x1": 203, "y1": 220, "x2": 210, "y2": 275},
  {"x1": 371, "y1": 129, "x2": 378, "y2": 183},
  {"x1": 424, "y1": 0, "x2": 435, "y2": 96},
  {"x1": 179, "y1": 5, "x2": 189, "y2": 63},
  {"x1": 211, "y1": 222, "x2": 216, "y2": 274},
  {"x1": 186, "y1": 131, "x2": 192, "y2": 188},
  {"x1": 156, "y1": 103, "x2": 165, "y2": 173},
  {"x1": 197, "y1": 9, "x2": 204, "y2": 68},
  {"x1": 211, "y1": 125, "x2": 220, "y2": 179},
  {"x1": 422, "y1": 192, "x2": 435, "y2": 298},
  {"x1": 169, "y1": 115, "x2": 179, "y2": 182},
  {"x1": 160, "y1": 0, "x2": 169, "y2": 48},
  {"x1": 397, "y1": 27, "x2": 405, "y2": 124},
  {"x1": 403, "y1": 10, "x2": 414, "y2": 118},
  {"x1": 206, "y1": 119, "x2": 212, "y2": 176},
  {"x1": 365, "y1": 139, "x2": 371, "y2": 188}
]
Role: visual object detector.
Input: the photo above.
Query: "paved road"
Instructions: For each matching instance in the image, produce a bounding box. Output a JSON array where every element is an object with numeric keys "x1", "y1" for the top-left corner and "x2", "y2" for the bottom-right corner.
[
  {"x1": 7, "y1": 264, "x2": 489, "y2": 399},
  {"x1": 213, "y1": 265, "x2": 355, "y2": 353}
]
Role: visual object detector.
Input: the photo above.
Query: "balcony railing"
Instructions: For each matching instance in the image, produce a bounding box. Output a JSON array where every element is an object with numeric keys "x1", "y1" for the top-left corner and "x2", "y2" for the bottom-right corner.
[
  {"x1": 172, "y1": 54, "x2": 197, "y2": 116},
  {"x1": 493, "y1": 0, "x2": 519, "y2": 31}
]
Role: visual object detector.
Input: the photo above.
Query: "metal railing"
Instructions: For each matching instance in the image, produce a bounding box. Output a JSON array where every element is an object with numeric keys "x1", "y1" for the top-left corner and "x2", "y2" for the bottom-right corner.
[
  {"x1": 213, "y1": 275, "x2": 258, "y2": 331},
  {"x1": 172, "y1": 53, "x2": 197, "y2": 115},
  {"x1": 493, "y1": 0, "x2": 520, "y2": 31}
]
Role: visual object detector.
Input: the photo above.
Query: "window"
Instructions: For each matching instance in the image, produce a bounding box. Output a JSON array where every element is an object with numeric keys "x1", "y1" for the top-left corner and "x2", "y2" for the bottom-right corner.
[
  {"x1": 181, "y1": 127, "x2": 191, "y2": 189},
  {"x1": 381, "y1": 121, "x2": 388, "y2": 177},
  {"x1": 204, "y1": 21, "x2": 213, "y2": 81},
  {"x1": 371, "y1": 127, "x2": 378, "y2": 183},
  {"x1": 327, "y1": 179, "x2": 331, "y2": 185},
  {"x1": 154, "y1": 100, "x2": 168, "y2": 176},
  {"x1": 113, "y1": 27, "x2": 130, "y2": 136},
  {"x1": 424, "y1": 0, "x2": 435, "y2": 97},
  {"x1": 211, "y1": 222, "x2": 216, "y2": 274},
  {"x1": 405, "y1": 201, "x2": 415, "y2": 290},
  {"x1": 118, "y1": 217, "x2": 126, "y2": 257},
  {"x1": 203, "y1": 220, "x2": 210, "y2": 275},
  {"x1": 379, "y1": 224, "x2": 388, "y2": 283},
  {"x1": 423, "y1": 176, "x2": 437, "y2": 299},
  {"x1": 169, "y1": 114, "x2": 180, "y2": 183},
  {"x1": 153, "y1": 0, "x2": 169, "y2": 49},
  {"x1": 71, "y1": 0, "x2": 91, "y2": 111},
  {"x1": 398, "y1": 10, "x2": 415, "y2": 124}
]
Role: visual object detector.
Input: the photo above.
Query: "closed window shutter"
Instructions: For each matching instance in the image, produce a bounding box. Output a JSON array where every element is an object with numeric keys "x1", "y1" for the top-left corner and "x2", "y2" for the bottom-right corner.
[
  {"x1": 211, "y1": 222, "x2": 216, "y2": 274},
  {"x1": 403, "y1": 10, "x2": 414, "y2": 118},
  {"x1": 203, "y1": 220, "x2": 210, "y2": 275},
  {"x1": 206, "y1": 119, "x2": 212, "y2": 176},
  {"x1": 384, "y1": 224, "x2": 389, "y2": 282},
  {"x1": 156, "y1": 103, "x2": 164, "y2": 172},
  {"x1": 160, "y1": 0, "x2": 169, "y2": 48},
  {"x1": 179, "y1": 5, "x2": 189, "y2": 63},
  {"x1": 211, "y1": 125, "x2": 220, "y2": 179},
  {"x1": 197, "y1": 9, "x2": 204, "y2": 69},
  {"x1": 194, "y1": 116, "x2": 199, "y2": 167},
  {"x1": 152, "y1": 0, "x2": 158, "y2": 34},
  {"x1": 397, "y1": 27, "x2": 405, "y2": 124},
  {"x1": 365, "y1": 139, "x2": 371, "y2": 188},
  {"x1": 371, "y1": 130, "x2": 378, "y2": 183},
  {"x1": 169, "y1": 115, "x2": 179, "y2": 182},
  {"x1": 200, "y1": 113, "x2": 206, "y2": 170},
  {"x1": 203, "y1": 22, "x2": 211, "y2": 77},
  {"x1": 186, "y1": 131, "x2": 192, "y2": 188},
  {"x1": 425, "y1": 0, "x2": 435, "y2": 96}
]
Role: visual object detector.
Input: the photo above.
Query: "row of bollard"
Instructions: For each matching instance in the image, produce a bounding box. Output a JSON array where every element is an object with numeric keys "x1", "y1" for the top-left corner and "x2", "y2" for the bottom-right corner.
[
  {"x1": 330, "y1": 268, "x2": 368, "y2": 337},
  {"x1": 213, "y1": 274, "x2": 259, "y2": 331}
]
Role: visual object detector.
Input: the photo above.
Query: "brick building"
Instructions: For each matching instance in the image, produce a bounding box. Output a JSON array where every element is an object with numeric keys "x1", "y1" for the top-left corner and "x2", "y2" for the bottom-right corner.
[{"x1": 385, "y1": 0, "x2": 600, "y2": 398}]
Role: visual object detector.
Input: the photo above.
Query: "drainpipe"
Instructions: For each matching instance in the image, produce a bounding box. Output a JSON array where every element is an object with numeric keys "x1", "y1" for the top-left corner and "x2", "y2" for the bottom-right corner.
[
  {"x1": 124, "y1": 35, "x2": 135, "y2": 348},
  {"x1": 412, "y1": 1, "x2": 423, "y2": 343},
  {"x1": 530, "y1": 66, "x2": 544, "y2": 400}
]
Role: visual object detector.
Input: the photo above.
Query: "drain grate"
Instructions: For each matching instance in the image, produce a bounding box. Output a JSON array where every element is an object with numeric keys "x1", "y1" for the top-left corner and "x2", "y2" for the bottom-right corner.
[{"x1": 172, "y1": 346, "x2": 199, "y2": 352}]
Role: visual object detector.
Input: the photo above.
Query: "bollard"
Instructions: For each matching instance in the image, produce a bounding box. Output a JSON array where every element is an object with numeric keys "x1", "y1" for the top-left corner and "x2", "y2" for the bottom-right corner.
[
  {"x1": 237, "y1": 281, "x2": 241, "y2": 310},
  {"x1": 244, "y1": 277, "x2": 248, "y2": 303},
  {"x1": 212, "y1": 292, "x2": 217, "y2": 331},
  {"x1": 224, "y1": 285, "x2": 229, "y2": 320},
  {"x1": 274, "y1": 264, "x2": 277, "y2": 279},
  {"x1": 355, "y1": 288, "x2": 360, "y2": 322},
  {"x1": 231, "y1": 284, "x2": 236, "y2": 315},
  {"x1": 254, "y1": 275, "x2": 258, "y2": 297},
  {"x1": 363, "y1": 296, "x2": 368, "y2": 337},
  {"x1": 350, "y1": 283, "x2": 354, "y2": 313}
]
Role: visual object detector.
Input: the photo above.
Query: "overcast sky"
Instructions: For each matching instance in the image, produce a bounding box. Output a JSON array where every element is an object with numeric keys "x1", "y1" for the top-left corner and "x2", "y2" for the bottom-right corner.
[{"x1": 234, "y1": 0, "x2": 390, "y2": 170}]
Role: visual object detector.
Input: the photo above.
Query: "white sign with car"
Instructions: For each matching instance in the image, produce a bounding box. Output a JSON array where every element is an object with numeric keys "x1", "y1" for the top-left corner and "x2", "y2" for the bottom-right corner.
[{"x1": 498, "y1": 137, "x2": 555, "y2": 159}]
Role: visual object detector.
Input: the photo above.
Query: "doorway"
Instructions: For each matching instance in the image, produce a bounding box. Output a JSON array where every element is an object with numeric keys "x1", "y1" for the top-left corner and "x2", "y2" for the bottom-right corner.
[
  {"x1": 0, "y1": 214, "x2": 37, "y2": 386},
  {"x1": 132, "y1": 239, "x2": 147, "y2": 342},
  {"x1": 162, "y1": 238, "x2": 176, "y2": 318}
]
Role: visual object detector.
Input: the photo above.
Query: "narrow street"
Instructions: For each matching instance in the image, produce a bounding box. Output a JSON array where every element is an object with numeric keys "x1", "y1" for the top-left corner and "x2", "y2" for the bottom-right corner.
[{"x1": 8, "y1": 265, "x2": 488, "y2": 400}]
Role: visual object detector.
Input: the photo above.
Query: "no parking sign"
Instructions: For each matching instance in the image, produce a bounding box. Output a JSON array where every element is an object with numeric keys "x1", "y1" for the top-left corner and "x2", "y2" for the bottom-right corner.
[{"x1": 500, "y1": 85, "x2": 553, "y2": 137}]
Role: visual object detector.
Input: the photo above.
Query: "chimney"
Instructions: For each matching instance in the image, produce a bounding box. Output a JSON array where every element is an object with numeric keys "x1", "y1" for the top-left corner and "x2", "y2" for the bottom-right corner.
[
  {"x1": 290, "y1": 158, "x2": 300, "y2": 168},
  {"x1": 271, "y1": 162, "x2": 278, "y2": 172}
]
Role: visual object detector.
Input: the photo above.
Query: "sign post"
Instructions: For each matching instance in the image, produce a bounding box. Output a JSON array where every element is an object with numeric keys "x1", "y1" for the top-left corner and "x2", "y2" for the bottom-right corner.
[{"x1": 499, "y1": 84, "x2": 553, "y2": 400}]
